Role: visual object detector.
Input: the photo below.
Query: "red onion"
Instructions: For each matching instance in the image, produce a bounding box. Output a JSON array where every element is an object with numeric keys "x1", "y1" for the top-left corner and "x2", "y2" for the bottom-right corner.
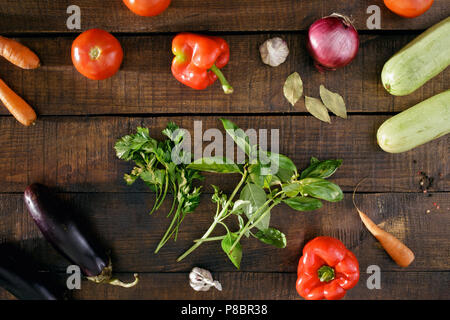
[{"x1": 307, "y1": 13, "x2": 359, "y2": 72}]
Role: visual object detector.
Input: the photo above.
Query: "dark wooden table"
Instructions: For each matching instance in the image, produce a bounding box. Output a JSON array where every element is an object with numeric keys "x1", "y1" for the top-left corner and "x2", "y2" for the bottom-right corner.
[{"x1": 0, "y1": 1, "x2": 448, "y2": 300}]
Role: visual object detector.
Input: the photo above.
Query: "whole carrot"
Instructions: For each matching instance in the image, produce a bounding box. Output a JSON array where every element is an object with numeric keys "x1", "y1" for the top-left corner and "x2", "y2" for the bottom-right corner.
[
  {"x1": 0, "y1": 78, "x2": 37, "y2": 126},
  {"x1": 353, "y1": 180, "x2": 415, "y2": 268},
  {"x1": 0, "y1": 36, "x2": 40, "y2": 69}
]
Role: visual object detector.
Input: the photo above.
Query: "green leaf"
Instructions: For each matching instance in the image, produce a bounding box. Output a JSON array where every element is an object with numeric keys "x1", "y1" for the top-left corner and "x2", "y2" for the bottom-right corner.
[
  {"x1": 140, "y1": 169, "x2": 165, "y2": 186},
  {"x1": 254, "y1": 227, "x2": 287, "y2": 248},
  {"x1": 188, "y1": 157, "x2": 241, "y2": 173},
  {"x1": 114, "y1": 135, "x2": 134, "y2": 160},
  {"x1": 282, "y1": 183, "x2": 301, "y2": 197},
  {"x1": 230, "y1": 200, "x2": 251, "y2": 215},
  {"x1": 300, "y1": 178, "x2": 343, "y2": 202},
  {"x1": 124, "y1": 173, "x2": 139, "y2": 185},
  {"x1": 300, "y1": 159, "x2": 343, "y2": 179},
  {"x1": 240, "y1": 183, "x2": 270, "y2": 230},
  {"x1": 259, "y1": 151, "x2": 297, "y2": 183},
  {"x1": 221, "y1": 119, "x2": 253, "y2": 156},
  {"x1": 182, "y1": 187, "x2": 202, "y2": 213},
  {"x1": 248, "y1": 164, "x2": 265, "y2": 187},
  {"x1": 211, "y1": 185, "x2": 227, "y2": 207},
  {"x1": 283, "y1": 72, "x2": 303, "y2": 106},
  {"x1": 221, "y1": 232, "x2": 242, "y2": 269},
  {"x1": 283, "y1": 196, "x2": 323, "y2": 211},
  {"x1": 162, "y1": 122, "x2": 182, "y2": 143}
]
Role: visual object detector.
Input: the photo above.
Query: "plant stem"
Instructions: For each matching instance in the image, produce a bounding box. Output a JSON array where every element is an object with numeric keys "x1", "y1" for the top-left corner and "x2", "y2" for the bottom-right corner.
[
  {"x1": 176, "y1": 216, "x2": 220, "y2": 262},
  {"x1": 155, "y1": 202, "x2": 183, "y2": 253},
  {"x1": 177, "y1": 170, "x2": 248, "y2": 262},
  {"x1": 228, "y1": 192, "x2": 284, "y2": 253},
  {"x1": 210, "y1": 64, "x2": 234, "y2": 94},
  {"x1": 193, "y1": 235, "x2": 226, "y2": 243}
]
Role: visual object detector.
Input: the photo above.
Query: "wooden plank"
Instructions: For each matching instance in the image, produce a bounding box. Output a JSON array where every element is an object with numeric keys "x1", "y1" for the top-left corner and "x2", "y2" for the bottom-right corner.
[
  {"x1": 0, "y1": 192, "x2": 448, "y2": 272},
  {"x1": 0, "y1": 34, "x2": 448, "y2": 115},
  {"x1": 0, "y1": 1, "x2": 449, "y2": 33},
  {"x1": 1, "y1": 271, "x2": 449, "y2": 300},
  {"x1": 0, "y1": 116, "x2": 447, "y2": 193},
  {"x1": 0, "y1": 115, "x2": 447, "y2": 193}
]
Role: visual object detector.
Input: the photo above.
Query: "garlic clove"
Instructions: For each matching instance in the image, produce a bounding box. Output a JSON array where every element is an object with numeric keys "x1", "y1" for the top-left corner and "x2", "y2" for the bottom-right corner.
[
  {"x1": 213, "y1": 280, "x2": 222, "y2": 291},
  {"x1": 189, "y1": 267, "x2": 222, "y2": 292},
  {"x1": 259, "y1": 37, "x2": 289, "y2": 67}
]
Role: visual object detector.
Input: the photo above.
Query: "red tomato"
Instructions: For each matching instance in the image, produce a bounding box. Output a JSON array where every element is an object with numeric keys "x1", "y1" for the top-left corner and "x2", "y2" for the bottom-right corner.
[
  {"x1": 123, "y1": 0, "x2": 171, "y2": 17},
  {"x1": 383, "y1": 0, "x2": 434, "y2": 18},
  {"x1": 71, "y1": 29, "x2": 123, "y2": 80}
]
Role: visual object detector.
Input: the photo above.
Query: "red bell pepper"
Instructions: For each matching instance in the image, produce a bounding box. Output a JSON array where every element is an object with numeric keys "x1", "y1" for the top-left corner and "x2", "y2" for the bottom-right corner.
[
  {"x1": 171, "y1": 33, "x2": 233, "y2": 94},
  {"x1": 296, "y1": 236, "x2": 359, "y2": 300}
]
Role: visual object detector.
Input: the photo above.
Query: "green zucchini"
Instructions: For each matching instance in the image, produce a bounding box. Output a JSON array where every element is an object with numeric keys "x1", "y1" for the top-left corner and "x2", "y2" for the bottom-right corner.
[
  {"x1": 381, "y1": 16, "x2": 450, "y2": 96},
  {"x1": 377, "y1": 90, "x2": 450, "y2": 153}
]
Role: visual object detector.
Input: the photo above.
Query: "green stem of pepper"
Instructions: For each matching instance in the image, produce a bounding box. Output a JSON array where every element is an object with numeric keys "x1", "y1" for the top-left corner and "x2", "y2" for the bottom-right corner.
[
  {"x1": 210, "y1": 64, "x2": 234, "y2": 94},
  {"x1": 318, "y1": 265, "x2": 335, "y2": 282}
]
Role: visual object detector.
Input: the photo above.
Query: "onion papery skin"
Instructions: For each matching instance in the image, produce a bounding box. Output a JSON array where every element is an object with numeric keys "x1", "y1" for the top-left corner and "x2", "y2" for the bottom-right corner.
[{"x1": 307, "y1": 14, "x2": 359, "y2": 72}]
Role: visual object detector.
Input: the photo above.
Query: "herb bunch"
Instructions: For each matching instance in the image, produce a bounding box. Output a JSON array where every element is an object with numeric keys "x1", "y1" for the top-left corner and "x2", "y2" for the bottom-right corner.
[
  {"x1": 177, "y1": 119, "x2": 344, "y2": 269},
  {"x1": 115, "y1": 123, "x2": 203, "y2": 253}
]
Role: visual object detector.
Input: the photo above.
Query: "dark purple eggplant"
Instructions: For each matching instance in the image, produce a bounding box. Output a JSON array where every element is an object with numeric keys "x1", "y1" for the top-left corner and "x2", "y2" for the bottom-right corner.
[
  {"x1": 0, "y1": 244, "x2": 62, "y2": 300},
  {"x1": 24, "y1": 183, "x2": 138, "y2": 288}
]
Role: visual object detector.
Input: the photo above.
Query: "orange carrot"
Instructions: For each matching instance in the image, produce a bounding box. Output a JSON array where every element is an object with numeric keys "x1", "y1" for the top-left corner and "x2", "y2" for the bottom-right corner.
[
  {"x1": 353, "y1": 180, "x2": 415, "y2": 268},
  {"x1": 0, "y1": 36, "x2": 40, "y2": 69},
  {"x1": 0, "y1": 78, "x2": 37, "y2": 126}
]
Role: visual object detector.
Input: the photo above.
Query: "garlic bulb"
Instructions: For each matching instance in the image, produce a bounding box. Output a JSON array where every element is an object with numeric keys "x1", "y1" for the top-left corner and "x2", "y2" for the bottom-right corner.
[
  {"x1": 189, "y1": 267, "x2": 222, "y2": 292},
  {"x1": 259, "y1": 37, "x2": 289, "y2": 67}
]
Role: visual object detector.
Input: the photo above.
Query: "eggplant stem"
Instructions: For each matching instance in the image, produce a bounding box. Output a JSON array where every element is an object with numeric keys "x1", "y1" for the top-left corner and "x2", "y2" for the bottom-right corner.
[
  {"x1": 107, "y1": 273, "x2": 139, "y2": 288},
  {"x1": 87, "y1": 260, "x2": 139, "y2": 288}
]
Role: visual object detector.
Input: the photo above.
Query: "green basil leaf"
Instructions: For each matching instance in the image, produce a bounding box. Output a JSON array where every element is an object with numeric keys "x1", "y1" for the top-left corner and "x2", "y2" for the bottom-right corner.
[
  {"x1": 248, "y1": 164, "x2": 265, "y2": 187},
  {"x1": 283, "y1": 196, "x2": 323, "y2": 211},
  {"x1": 300, "y1": 178, "x2": 344, "y2": 202},
  {"x1": 221, "y1": 119, "x2": 252, "y2": 156},
  {"x1": 240, "y1": 183, "x2": 270, "y2": 231},
  {"x1": 254, "y1": 227, "x2": 287, "y2": 248},
  {"x1": 300, "y1": 159, "x2": 342, "y2": 179},
  {"x1": 221, "y1": 232, "x2": 242, "y2": 269},
  {"x1": 281, "y1": 183, "x2": 301, "y2": 197},
  {"x1": 188, "y1": 157, "x2": 241, "y2": 173},
  {"x1": 260, "y1": 151, "x2": 297, "y2": 183},
  {"x1": 230, "y1": 200, "x2": 251, "y2": 215}
]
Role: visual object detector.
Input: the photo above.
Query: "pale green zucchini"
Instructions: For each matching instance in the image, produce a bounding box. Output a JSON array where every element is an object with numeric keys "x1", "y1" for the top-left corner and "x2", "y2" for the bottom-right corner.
[
  {"x1": 381, "y1": 16, "x2": 450, "y2": 96},
  {"x1": 377, "y1": 90, "x2": 450, "y2": 153}
]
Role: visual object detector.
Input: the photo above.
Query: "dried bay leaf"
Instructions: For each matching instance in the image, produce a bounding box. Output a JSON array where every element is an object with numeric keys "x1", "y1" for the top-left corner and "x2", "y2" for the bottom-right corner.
[
  {"x1": 305, "y1": 96, "x2": 331, "y2": 123},
  {"x1": 283, "y1": 72, "x2": 303, "y2": 106},
  {"x1": 319, "y1": 85, "x2": 347, "y2": 119}
]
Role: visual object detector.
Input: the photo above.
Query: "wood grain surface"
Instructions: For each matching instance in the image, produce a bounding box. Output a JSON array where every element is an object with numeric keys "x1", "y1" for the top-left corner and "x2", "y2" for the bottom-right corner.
[
  {"x1": 0, "y1": 192, "x2": 448, "y2": 272},
  {"x1": 0, "y1": 116, "x2": 447, "y2": 193},
  {"x1": 0, "y1": 0, "x2": 448, "y2": 300},
  {"x1": 1, "y1": 0, "x2": 449, "y2": 33},
  {"x1": 0, "y1": 35, "x2": 448, "y2": 115}
]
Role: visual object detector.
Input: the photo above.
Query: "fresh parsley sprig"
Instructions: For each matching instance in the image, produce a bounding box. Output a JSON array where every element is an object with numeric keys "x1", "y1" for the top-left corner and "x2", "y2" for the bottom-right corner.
[{"x1": 115, "y1": 123, "x2": 203, "y2": 253}]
